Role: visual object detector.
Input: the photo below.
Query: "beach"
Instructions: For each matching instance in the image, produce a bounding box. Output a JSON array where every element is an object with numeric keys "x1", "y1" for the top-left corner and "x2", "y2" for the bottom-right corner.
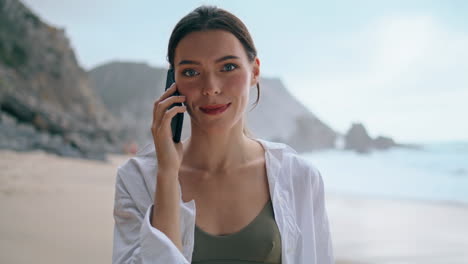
[{"x1": 1, "y1": 150, "x2": 467, "y2": 263}]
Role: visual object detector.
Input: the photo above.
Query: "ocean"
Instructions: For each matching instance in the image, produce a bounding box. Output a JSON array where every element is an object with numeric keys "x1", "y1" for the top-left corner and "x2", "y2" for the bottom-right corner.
[{"x1": 302, "y1": 141, "x2": 468, "y2": 205}]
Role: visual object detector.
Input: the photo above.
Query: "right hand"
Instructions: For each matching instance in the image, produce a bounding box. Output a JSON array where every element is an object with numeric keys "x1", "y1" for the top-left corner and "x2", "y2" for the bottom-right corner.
[{"x1": 151, "y1": 83, "x2": 187, "y2": 175}]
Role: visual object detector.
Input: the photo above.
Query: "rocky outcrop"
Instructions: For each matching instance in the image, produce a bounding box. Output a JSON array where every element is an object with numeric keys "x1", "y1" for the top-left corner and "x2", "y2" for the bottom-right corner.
[
  {"x1": 344, "y1": 123, "x2": 373, "y2": 153},
  {"x1": 89, "y1": 62, "x2": 337, "y2": 153},
  {"x1": 373, "y1": 136, "x2": 396, "y2": 150},
  {"x1": 0, "y1": 0, "x2": 126, "y2": 160},
  {"x1": 344, "y1": 123, "x2": 398, "y2": 153}
]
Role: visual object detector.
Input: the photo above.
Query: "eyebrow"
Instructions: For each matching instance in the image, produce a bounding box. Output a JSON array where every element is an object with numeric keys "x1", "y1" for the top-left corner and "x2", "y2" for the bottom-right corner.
[{"x1": 177, "y1": 55, "x2": 240, "y2": 66}]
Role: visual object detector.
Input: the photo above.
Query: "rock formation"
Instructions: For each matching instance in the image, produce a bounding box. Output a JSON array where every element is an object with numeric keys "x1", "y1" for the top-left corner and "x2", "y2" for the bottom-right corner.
[
  {"x1": 344, "y1": 122, "x2": 398, "y2": 153},
  {"x1": 344, "y1": 123, "x2": 373, "y2": 153},
  {"x1": 0, "y1": 0, "x2": 126, "y2": 160}
]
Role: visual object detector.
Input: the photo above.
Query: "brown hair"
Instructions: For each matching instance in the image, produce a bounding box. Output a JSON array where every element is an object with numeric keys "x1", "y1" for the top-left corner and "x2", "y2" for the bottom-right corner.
[{"x1": 166, "y1": 5, "x2": 260, "y2": 109}]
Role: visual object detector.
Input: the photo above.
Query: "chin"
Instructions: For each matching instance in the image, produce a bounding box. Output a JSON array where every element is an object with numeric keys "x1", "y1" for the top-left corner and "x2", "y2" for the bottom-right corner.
[{"x1": 193, "y1": 117, "x2": 243, "y2": 135}]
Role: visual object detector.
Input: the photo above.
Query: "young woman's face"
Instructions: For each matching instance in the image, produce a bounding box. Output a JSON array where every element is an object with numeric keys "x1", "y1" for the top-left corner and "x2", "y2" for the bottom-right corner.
[{"x1": 174, "y1": 30, "x2": 260, "y2": 134}]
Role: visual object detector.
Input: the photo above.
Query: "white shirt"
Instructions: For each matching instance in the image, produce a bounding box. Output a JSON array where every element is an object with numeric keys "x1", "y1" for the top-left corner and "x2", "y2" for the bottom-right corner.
[{"x1": 112, "y1": 139, "x2": 335, "y2": 263}]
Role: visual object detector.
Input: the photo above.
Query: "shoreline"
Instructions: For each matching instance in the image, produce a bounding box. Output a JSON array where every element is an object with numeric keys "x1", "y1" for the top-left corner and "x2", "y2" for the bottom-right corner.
[{"x1": 327, "y1": 190, "x2": 468, "y2": 209}]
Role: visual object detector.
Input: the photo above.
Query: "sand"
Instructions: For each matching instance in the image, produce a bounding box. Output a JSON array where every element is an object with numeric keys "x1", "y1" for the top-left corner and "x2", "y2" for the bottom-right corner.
[
  {"x1": 1, "y1": 149, "x2": 467, "y2": 263},
  {"x1": 328, "y1": 195, "x2": 468, "y2": 263}
]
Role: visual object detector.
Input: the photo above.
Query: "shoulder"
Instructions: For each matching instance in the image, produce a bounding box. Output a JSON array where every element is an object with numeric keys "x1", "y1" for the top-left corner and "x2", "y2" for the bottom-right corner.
[{"x1": 257, "y1": 138, "x2": 322, "y2": 186}]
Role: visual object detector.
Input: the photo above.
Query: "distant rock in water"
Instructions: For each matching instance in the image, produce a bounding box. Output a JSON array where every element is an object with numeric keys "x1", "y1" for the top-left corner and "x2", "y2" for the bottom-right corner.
[
  {"x1": 345, "y1": 123, "x2": 373, "y2": 153},
  {"x1": 344, "y1": 123, "x2": 398, "y2": 153},
  {"x1": 373, "y1": 136, "x2": 396, "y2": 150},
  {"x1": 0, "y1": 0, "x2": 125, "y2": 160},
  {"x1": 89, "y1": 62, "x2": 337, "y2": 152}
]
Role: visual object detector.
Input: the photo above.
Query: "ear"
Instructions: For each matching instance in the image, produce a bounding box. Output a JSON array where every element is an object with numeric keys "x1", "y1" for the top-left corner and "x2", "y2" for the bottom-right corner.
[{"x1": 250, "y1": 57, "x2": 260, "y2": 87}]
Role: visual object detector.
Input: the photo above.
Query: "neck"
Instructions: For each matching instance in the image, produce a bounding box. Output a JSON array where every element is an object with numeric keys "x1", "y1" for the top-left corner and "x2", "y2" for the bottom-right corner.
[{"x1": 182, "y1": 121, "x2": 256, "y2": 175}]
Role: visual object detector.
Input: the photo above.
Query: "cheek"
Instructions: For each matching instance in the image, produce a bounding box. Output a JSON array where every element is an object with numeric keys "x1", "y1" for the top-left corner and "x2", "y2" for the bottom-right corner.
[
  {"x1": 177, "y1": 82, "x2": 196, "y2": 97},
  {"x1": 174, "y1": 82, "x2": 196, "y2": 113},
  {"x1": 176, "y1": 80, "x2": 200, "y2": 105},
  {"x1": 224, "y1": 72, "x2": 250, "y2": 96}
]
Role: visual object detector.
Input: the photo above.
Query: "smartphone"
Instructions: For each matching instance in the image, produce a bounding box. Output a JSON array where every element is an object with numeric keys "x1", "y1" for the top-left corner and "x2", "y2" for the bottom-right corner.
[{"x1": 164, "y1": 69, "x2": 184, "y2": 143}]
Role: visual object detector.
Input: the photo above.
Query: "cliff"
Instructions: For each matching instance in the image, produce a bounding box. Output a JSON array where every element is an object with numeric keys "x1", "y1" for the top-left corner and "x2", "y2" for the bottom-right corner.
[{"x1": 0, "y1": 0, "x2": 126, "y2": 160}]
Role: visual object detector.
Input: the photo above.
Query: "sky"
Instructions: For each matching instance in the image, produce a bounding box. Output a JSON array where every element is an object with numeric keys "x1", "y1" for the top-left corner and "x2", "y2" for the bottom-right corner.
[{"x1": 21, "y1": 0, "x2": 468, "y2": 143}]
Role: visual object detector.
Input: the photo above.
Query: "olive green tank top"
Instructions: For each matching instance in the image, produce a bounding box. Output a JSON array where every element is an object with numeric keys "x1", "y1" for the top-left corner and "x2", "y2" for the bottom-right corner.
[{"x1": 192, "y1": 199, "x2": 282, "y2": 263}]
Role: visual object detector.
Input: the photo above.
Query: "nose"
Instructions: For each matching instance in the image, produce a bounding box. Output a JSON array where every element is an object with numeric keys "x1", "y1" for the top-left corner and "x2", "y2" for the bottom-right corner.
[{"x1": 202, "y1": 72, "x2": 221, "y2": 96}]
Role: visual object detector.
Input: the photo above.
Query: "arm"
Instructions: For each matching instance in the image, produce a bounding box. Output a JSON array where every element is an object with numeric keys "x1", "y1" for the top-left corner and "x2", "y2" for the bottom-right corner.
[
  {"x1": 112, "y1": 169, "x2": 189, "y2": 264},
  {"x1": 151, "y1": 170, "x2": 183, "y2": 251}
]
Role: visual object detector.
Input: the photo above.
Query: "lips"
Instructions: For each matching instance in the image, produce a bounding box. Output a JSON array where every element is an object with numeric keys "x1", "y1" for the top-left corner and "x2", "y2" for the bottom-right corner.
[
  {"x1": 200, "y1": 104, "x2": 229, "y2": 110},
  {"x1": 200, "y1": 103, "x2": 231, "y2": 115}
]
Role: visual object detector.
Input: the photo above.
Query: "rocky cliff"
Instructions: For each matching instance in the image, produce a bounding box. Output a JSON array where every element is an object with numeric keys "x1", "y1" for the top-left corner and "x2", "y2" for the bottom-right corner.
[
  {"x1": 89, "y1": 62, "x2": 337, "y2": 152},
  {"x1": 0, "y1": 0, "x2": 126, "y2": 160}
]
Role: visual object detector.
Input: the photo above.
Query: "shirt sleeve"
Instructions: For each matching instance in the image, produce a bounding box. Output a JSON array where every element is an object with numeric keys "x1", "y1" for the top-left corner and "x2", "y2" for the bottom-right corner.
[
  {"x1": 311, "y1": 169, "x2": 335, "y2": 263},
  {"x1": 112, "y1": 169, "x2": 190, "y2": 264}
]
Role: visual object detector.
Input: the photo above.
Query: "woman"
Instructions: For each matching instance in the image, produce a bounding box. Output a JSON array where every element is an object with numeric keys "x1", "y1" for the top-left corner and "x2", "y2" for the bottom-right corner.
[{"x1": 112, "y1": 5, "x2": 334, "y2": 264}]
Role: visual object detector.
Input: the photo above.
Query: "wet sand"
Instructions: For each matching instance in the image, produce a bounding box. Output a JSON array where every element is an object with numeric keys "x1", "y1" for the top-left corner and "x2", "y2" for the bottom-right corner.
[{"x1": 1, "y1": 149, "x2": 467, "y2": 263}]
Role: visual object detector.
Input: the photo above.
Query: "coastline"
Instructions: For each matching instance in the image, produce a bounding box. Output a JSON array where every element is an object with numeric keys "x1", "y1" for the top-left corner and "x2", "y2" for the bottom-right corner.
[{"x1": 1, "y1": 150, "x2": 467, "y2": 263}]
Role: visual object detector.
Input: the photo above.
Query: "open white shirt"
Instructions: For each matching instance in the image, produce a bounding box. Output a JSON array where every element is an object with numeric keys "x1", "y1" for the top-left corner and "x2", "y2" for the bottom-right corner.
[{"x1": 112, "y1": 139, "x2": 335, "y2": 263}]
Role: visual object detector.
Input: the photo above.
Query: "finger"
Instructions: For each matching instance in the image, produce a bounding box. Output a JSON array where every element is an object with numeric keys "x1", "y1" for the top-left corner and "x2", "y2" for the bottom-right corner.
[
  {"x1": 153, "y1": 83, "x2": 181, "y2": 123},
  {"x1": 159, "y1": 95, "x2": 186, "y2": 111},
  {"x1": 153, "y1": 95, "x2": 186, "y2": 127},
  {"x1": 158, "y1": 82, "x2": 178, "y2": 103},
  {"x1": 159, "y1": 105, "x2": 186, "y2": 135}
]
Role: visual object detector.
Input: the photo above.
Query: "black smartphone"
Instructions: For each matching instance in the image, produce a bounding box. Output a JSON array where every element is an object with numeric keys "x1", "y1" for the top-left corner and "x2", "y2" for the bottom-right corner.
[{"x1": 164, "y1": 68, "x2": 184, "y2": 143}]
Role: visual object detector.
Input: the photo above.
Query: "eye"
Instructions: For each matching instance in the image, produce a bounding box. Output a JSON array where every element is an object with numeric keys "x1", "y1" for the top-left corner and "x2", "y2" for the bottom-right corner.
[
  {"x1": 182, "y1": 68, "x2": 199, "y2": 77},
  {"x1": 221, "y1": 63, "x2": 238, "y2": 72}
]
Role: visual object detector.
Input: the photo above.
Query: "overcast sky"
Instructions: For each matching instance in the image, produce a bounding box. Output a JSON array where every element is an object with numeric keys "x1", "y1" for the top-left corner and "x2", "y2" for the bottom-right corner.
[{"x1": 22, "y1": 0, "x2": 468, "y2": 143}]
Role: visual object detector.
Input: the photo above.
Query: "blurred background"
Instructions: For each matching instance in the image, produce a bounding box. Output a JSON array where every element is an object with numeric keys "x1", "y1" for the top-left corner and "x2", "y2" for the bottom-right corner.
[{"x1": 1, "y1": 0, "x2": 467, "y2": 263}]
